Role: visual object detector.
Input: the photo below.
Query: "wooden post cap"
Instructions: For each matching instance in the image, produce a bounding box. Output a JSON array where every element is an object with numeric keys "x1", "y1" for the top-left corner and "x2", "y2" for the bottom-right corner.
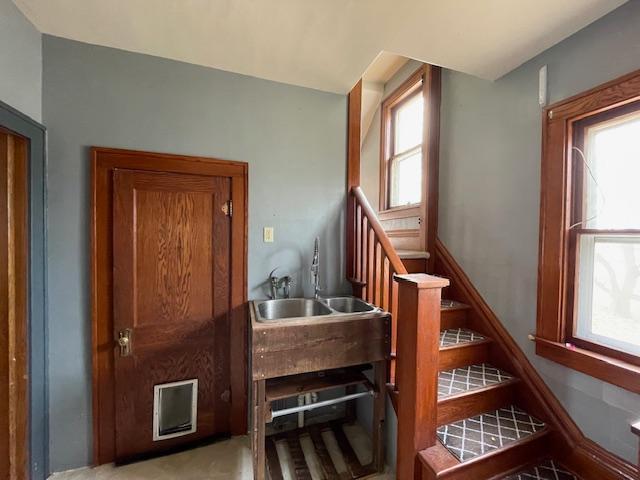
[{"x1": 393, "y1": 273, "x2": 449, "y2": 289}]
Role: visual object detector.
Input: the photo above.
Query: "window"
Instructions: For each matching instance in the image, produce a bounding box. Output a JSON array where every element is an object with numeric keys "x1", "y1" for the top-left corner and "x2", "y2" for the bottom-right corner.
[
  {"x1": 376, "y1": 64, "x2": 440, "y2": 264},
  {"x1": 573, "y1": 107, "x2": 640, "y2": 357},
  {"x1": 379, "y1": 68, "x2": 425, "y2": 212},
  {"x1": 537, "y1": 69, "x2": 640, "y2": 394},
  {"x1": 389, "y1": 91, "x2": 423, "y2": 207}
]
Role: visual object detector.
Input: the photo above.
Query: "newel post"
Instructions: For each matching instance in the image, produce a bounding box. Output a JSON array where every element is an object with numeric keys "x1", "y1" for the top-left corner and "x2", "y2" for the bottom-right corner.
[{"x1": 395, "y1": 273, "x2": 449, "y2": 480}]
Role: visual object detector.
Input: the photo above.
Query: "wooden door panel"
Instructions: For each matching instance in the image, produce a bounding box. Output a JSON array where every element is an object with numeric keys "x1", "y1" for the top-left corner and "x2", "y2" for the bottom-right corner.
[
  {"x1": 113, "y1": 168, "x2": 231, "y2": 461},
  {"x1": 135, "y1": 188, "x2": 213, "y2": 328}
]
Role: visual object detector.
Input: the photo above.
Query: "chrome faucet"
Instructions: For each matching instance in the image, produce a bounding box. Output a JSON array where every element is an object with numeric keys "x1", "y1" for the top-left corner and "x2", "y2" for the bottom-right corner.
[
  {"x1": 269, "y1": 268, "x2": 292, "y2": 299},
  {"x1": 311, "y1": 237, "x2": 320, "y2": 299}
]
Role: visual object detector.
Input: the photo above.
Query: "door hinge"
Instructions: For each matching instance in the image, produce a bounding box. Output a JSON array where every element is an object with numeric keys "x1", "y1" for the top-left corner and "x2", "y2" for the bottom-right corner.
[{"x1": 221, "y1": 200, "x2": 233, "y2": 217}]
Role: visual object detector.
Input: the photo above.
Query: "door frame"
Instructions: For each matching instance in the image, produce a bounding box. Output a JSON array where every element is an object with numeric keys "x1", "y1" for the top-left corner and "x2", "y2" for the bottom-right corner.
[
  {"x1": 1, "y1": 127, "x2": 29, "y2": 480},
  {"x1": 0, "y1": 100, "x2": 47, "y2": 480},
  {"x1": 91, "y1": 147, "x2": 248, "y2": 465}
]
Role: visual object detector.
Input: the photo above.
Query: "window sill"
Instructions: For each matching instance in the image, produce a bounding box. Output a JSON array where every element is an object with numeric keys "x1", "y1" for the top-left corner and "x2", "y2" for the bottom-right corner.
[{"x1": 534, "y1": 336, "x2": 640, "y2": 394}]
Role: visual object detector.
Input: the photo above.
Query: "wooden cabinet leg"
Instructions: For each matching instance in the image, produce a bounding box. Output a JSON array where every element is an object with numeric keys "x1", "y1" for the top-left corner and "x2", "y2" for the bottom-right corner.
[
  {"x1": 372, "y1": 360, "x2": 387, "y2": 472},
  {"x1": 253, "y1": 380, "x2": 266, "y2": 480}
]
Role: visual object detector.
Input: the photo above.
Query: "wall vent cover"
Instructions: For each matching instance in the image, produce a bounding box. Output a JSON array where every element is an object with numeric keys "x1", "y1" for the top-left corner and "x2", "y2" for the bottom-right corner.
[{"x1": 153, "y1": 379, "x2": 198, "y2": 441}]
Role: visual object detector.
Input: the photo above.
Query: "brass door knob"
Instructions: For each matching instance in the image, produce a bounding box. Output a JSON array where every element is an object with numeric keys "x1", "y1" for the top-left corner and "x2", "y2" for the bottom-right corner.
[{"x1": 117, "y1": 328, "x2": 132, "y2": 356}]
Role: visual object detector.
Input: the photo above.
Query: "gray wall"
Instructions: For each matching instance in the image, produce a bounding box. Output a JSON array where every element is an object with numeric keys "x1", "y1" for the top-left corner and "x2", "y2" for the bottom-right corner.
[
  {"x1": 42, "y1": 35, "x2": 347, "y2": 471},
  {"x1": 439, "y1": 1, "x2": 640, "y2": 463},
  {"x1": 0, "y1": 0, "x2": 42, "y2": 121}
]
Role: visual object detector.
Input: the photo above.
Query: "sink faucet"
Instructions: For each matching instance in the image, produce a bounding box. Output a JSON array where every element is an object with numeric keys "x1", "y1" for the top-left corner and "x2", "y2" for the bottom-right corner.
[
  {"x1": 311, "y1": 237, "x2": 320, "y2": 299},
  {"x1": 269, "y1": 268, "x2": 292, "y2": 299}
]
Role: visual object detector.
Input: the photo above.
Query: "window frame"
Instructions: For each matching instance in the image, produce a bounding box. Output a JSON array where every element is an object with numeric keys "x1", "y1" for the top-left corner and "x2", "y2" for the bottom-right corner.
[
  {"x1": 537, "y1": 69, "x2": 640, "y2": 393},
  {"x1": 377, "y1": 64, "x2": 441, "y2": 267},
  {"x1": 379, "y1": 68, "x2": 425, "y2": 215}
]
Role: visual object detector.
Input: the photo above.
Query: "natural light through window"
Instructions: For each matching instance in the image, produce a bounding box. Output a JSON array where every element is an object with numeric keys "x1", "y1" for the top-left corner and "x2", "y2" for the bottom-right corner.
[
  {"x1": 585, "y1": 112, "x2": 640, "y2": 228},
  {"x1": 576, "y1": 110, "x2": 640, "y2": 355},
  {"x1": 389, "y1": 92, "x2": 423, "y2": 207}
]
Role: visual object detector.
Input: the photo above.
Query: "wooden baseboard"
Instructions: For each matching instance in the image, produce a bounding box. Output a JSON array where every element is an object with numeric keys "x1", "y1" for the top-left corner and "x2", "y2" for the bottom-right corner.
[{"x1": 434, "y1": 238, "x2": 638, "y2": 480}]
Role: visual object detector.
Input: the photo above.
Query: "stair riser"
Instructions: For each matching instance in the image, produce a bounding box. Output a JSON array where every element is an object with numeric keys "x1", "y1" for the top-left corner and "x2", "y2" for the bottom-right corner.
[
  {"x1": 440, "y1": 309, "x2": 468, "y2": 330},
  {"x1": 437, "y1": 381, "x2": 518, "y2": 426},
  {"x1": 420, "y1": 432, "x2": 550, "y2": 480},
  {"x1": 439, "y1": 342, "x2": 491, "y2": 370}
]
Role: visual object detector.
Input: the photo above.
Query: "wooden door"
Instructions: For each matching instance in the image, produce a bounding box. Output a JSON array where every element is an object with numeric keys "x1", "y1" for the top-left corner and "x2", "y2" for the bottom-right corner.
[
  {"x1": 112, "y1": 168, "x2": 232, "y2": 461},
  {"x1": 0, "y1": 129, "x2": 28, "y2": 480}
]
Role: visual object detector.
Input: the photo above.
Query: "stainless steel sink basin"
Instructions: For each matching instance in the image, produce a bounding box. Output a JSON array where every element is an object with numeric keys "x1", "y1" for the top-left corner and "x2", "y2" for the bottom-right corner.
[
  {"x1": 253, "y1": 296, "x2": 382, "y2": 323},
  {"x1": 320, "y1": 296, "x2": 376, "y2": 313},
  {"x1": 257, "y1": 298, "x2": 332, "y2": 321}
]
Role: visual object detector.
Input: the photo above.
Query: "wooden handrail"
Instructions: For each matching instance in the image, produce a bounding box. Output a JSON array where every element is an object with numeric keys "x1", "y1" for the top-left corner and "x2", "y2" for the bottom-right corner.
[{"x1": 351, "y1": 186, "x2": 407, "y2": 276}]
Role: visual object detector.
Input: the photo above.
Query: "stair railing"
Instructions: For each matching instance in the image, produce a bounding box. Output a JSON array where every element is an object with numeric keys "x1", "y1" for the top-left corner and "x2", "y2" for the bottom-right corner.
[
  {"x1": 347, "y1": 186, "x2": 408, "y2": 383},
  {"x1": 347, "y1": 186, "x2": 448, "y2": 479}
]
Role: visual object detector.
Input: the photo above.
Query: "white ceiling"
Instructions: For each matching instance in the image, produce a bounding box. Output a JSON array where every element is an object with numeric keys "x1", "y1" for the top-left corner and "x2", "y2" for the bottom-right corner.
[{"x1": 14, "y1": 0, "x2": 626, "y2": 94}]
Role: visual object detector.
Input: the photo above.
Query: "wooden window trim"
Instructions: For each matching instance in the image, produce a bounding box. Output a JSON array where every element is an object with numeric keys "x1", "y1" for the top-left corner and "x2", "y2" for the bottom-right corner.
[
  {"x1": 537, "y1": 68, "x2": 640, "y2": 392},
  {"x1": 379, "y1": 67, "x2": 423, "y2": 215}
]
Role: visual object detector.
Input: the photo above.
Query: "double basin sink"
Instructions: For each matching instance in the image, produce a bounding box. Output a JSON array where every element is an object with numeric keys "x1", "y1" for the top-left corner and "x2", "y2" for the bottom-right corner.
[{"x1": 255, "y1": 296, "x2": 378, "y2": 322}]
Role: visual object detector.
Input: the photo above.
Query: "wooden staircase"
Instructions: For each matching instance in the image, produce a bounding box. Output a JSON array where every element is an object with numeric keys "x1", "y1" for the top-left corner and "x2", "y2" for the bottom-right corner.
[
  {"x1": 419, "y1": 298, "x2": 577, "y2": 480},
  {"x1": 345, "y1": 186, "x2": 638, "y2": 480}
]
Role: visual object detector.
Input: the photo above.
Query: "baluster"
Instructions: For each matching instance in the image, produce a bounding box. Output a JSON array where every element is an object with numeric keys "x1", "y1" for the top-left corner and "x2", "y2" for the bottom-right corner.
[
  {"x1": 361, "y1": 216, "x2": 368, "y2": 300},
  {"x1": 374, "y1": 242, "x2": 382, "y2": 306},
  {"x1": 355, "y1": 204, "x2": 362, "y2": 281},
  {"x1": 382, "y1": 256, "x2": 390, "y2": 312},
  {"x1": 389, "y1": 273, "x2": 399, "y2": 386},
  {"x1": 367, "y1": 227, "x2": 375, "y2": 304}
]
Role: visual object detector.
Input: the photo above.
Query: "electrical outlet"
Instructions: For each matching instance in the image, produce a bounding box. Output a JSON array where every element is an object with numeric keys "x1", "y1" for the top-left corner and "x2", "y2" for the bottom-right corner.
[{"x1": 263, "y1": 227, "x2": 274, "y2": 243}]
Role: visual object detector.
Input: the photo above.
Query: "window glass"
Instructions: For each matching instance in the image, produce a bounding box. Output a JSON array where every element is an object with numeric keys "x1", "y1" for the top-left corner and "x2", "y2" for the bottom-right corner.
[
  {"x1": 390, "y1": 149, "x2": 422, "y2": 207},
  {"x1": 584, "y1": 112, "x2": 640, "y2": 229},
  {"x1": 577, "y1": 235, "x2": 640, "y2": 355},
  {"x1": 393, "y1": 93, "x2": 423, "y2": 154}
]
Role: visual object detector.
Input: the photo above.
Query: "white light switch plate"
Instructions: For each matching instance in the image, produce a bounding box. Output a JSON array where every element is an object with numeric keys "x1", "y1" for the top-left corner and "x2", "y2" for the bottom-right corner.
[{"x1": 263, "y1": 227, "x2": 274, "y2": 243}]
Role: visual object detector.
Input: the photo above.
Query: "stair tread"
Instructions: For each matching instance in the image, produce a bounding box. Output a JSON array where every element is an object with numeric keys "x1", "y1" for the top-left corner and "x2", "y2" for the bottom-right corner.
[
  {"x1": 436, "y1": 405, "x2": 546, "y2": 463},
  {"x1": 397, "y1": 249, "x2": 430, "y2": 259},
  {"x1": 438, "y1": 363, "x2": 515, "y2": 399},
  {"x1": 441, "y1": 299, "x2": 470, "y2": 311},
  {"x1": 440, "y1": 328, "x2": 488, "y2": 348},
  {"x1": 500, "y1": 459, "x2": 579, "y2": 479}
]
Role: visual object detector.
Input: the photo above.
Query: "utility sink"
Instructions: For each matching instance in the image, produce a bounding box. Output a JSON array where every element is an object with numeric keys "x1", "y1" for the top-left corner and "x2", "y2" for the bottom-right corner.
[
  {"x1": 251, "y1": 296, "x2": 390, "y2": 380},
  {"x1": 254, "y1": 296, "x2": 379, "y2": 322}
]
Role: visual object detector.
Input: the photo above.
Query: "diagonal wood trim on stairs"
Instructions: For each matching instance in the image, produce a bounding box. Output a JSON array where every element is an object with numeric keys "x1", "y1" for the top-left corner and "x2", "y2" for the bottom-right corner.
[{"x1": 434, "y1": 238, "x2": 638, "y2": 480}]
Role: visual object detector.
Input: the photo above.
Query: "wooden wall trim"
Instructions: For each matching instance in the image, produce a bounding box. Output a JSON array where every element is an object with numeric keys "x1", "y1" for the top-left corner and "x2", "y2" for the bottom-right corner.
[
  {"x1": 347, "y1": 80, "x2": 362, "y2": 281},
  {"x1": 423, "y1": 66, "x2": 441, "y2": 272},
  {"x1": 0, "y1": 130, "x2": 29, "y2": 480},
  {"x1": 534, "y1": 337, "x2": 640, "y2": 395},
  {"x1": 91, "y1": 147, "x2": 249, "y2": 465},
  {"x1": 434, "y1": 238, "x2": 638, "y2": 480}
]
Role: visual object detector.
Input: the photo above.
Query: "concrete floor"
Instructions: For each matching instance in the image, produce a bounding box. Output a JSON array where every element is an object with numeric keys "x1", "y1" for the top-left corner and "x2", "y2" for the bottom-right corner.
[{"x1": 49, "y1": 424, "x2": 395, "y2": 480}]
